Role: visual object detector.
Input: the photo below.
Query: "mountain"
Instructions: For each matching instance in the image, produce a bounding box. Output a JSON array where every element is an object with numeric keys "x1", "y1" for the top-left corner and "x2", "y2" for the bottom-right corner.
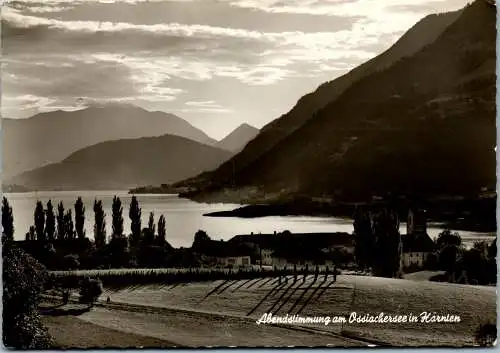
[
  {"x1": 2, "y1": 105, "x2": 217, "y2": 178},
  {"x1": 8, "y1": 134, "x2": 232, "y2": 191},
  {"x1": 181, "y1": 0, "x2": 496, "y2": 204},
  {"x1": 216, "y1": 123, "x2": 260, "y2": 152},
  {"x1": 176, "y1": 6, "x2": 464, "y2": 195}
]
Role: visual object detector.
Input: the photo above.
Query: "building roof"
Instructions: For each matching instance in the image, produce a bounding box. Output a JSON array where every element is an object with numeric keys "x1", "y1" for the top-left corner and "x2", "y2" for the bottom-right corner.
[
  {"x1": 229, "y1": 232, "x2": 353, "y2": 249},
  {"x1": 199, "y1": 239, "x2": 254, "y2": 258}
]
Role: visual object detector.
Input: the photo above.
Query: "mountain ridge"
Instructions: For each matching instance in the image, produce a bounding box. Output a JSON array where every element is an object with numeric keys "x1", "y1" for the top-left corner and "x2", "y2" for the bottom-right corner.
[
  {"x1": 8, "y1": 133, "x2": 233, "y2": 191},
  {"x1": 179, "y1": 0, "x2": 495, "y2": 204},
  {"x1": 2, "y1": 104, "x2": 217, "y2": 178}
]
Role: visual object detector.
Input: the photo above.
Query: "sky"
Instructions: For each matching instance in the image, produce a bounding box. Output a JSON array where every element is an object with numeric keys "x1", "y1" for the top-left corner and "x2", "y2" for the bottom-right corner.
[{"x1": 2, "y1": 0, "x2": 470, "y2": 140}]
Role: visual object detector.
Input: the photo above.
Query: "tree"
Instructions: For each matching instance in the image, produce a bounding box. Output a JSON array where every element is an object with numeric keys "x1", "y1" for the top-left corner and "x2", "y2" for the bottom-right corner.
[
  {"x1": 372, "y1": 209, "x2": 402, "y2": 278},
  {"x1": 192, "y1": 230, "x2": 210, "y2": 251},
  {"x1": 473, "y1": 241, "x2": 489, "y2": 255},
  {"x1": 460, "y1": 247, "x2": 488, "y2": 284},
  {"x1": 353, "y1": 207, "x2": 374, "y2": 270},
  {"x1": 79, "y1": 277, "x2": 103, "y2": 306},
  {"x1": 144, "y1": 212, "x2": 155, "y2": 245},
  {"x1": 439, "y1": 244, "x2": 460, "y2": 274},
  {"x1": 128, "y1": 196, "x2": 142, "y2": 247},
  {"x1": 25, "y1": 226, "x2": 36, "y2": 241},
  {"x1": 45, "y1": 200, "x2": 55, "y2": 242},
  {"x1": 436, "y1": 229, "x2": 461, "y2": 249},
  {"x1": 93, "y1": 199, "x2": 106, "y2": 248},
  {"x1": 34, "y1": 201, "x2": 45, "y2": 242},
  {"x1": 487, "y1": 237, "x2": 496, "y2": 259},
  {"x1": 3, "y1": 243, "x2": 53, "y2": 348},
  {"x1": 111, "y1": 196, "x2": 124, "y2": 240},
  {"x1": 109, "y1": 196, "x2": 128, "y2": 267},
  {"x1": 2, "y1": 197, "x2": 14, "y2": 242},
  {"x1": 423, "y1": 252, "x2": 439, "y2": 270},
  {"x1": 74, "y1": 197, "x2": 86, "y2": 240},
  {"x1": 64, "y1": 210, "x2": 75, "y2": 240},
  {"x1": 157, "y1": 215, "x2": 166, "y2": 246},
  {"x1": 56, "y1": 202, "x2": 65, "y2": 240}
]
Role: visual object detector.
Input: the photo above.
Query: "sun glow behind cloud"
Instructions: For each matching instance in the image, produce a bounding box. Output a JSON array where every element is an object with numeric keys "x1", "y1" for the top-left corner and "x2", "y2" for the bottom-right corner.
[{"x1": 2, "y1": 0, "x2": 469, "y2": 138}]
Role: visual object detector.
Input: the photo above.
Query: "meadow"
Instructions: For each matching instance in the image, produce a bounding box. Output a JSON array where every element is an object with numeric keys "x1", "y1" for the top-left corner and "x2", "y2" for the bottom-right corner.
[{"x1": 49, "y1": 273, "x2": 496, "y2": 347}]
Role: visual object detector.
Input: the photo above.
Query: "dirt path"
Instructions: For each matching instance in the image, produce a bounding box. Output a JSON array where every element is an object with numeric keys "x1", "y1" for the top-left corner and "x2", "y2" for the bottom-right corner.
[
  {"x1": 75, "y1": 305, "x2": 366, "y2": 347},
  {"x1": 42, "y1": 315, "x2": 177, "y2": 348}
]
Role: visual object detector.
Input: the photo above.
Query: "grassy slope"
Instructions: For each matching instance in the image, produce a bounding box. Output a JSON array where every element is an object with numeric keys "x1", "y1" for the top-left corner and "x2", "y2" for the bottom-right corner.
[{"x1": 80, "y1": 274, "x2": 496, "y2": 347}]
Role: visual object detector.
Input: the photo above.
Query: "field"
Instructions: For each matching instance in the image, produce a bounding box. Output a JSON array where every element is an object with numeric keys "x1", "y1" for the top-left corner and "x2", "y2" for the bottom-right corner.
[{"x1": 47, "y1": 273, "x2": 496, "y2": 347}]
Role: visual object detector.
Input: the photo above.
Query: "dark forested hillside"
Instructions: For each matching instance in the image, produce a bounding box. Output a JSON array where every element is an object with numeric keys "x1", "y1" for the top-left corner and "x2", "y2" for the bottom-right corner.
[
  {"x1": 182, "y1": 1, "x2": 495, "y2": 204},
  {"x1": 178, "y1": 7, "x2": 464, "y2": 197}
]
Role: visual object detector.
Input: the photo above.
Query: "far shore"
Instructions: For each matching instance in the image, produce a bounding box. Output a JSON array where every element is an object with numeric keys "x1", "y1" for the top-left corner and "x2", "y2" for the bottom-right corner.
[{"x1": 203, "y1": 203, "x2": 497, "y2": 233}]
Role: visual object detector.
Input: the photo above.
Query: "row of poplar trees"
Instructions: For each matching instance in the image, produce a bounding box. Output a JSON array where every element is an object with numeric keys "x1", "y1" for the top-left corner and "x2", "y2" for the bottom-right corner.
[{"x1": 1, "y1": 196, "x2": 168, "y2": 249}]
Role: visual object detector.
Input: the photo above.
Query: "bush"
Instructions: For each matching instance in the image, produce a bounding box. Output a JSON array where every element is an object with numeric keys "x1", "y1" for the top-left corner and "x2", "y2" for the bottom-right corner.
[
  {"x1": 63, "y1": 254, "x2": 80, "y2": 270},
  {"x1": 475, "y1": 323, "x2": 496, "y2": 346},
  {"x1": 79, "y1": 277, "x2": 103, "y2": 305}
]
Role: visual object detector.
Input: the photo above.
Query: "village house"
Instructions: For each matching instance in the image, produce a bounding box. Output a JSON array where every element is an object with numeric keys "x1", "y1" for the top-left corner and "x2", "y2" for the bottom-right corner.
[
  {"x1": 228, "y1": 231, "x2": 354, "y2": 267},
  {"x1": 196, "y1": 237, "x2": 254, "y2": 268},
  {"x1": 216, "y1": 255, "x2": 251, "y2": 267},
  {"x1": 400, "y1": 208, "x2": 435, "y2": 270},
  {"x1": 228, "y1": 232, "x2": 278, "y2": 266}
]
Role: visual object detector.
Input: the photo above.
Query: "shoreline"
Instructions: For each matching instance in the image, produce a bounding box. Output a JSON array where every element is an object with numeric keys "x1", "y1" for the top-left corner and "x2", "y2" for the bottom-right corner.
[{"x1": 203, "y1": 203, "x2": 497, "y2": 233}]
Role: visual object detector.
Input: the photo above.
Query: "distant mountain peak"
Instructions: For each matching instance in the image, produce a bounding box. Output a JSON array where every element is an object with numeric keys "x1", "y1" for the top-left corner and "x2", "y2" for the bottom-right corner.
[
  {"x1": 235, "y1": 123, "x2": 258, "y2": 131},
  {"x1": 216, "y1": 123, "x2": 260, "y2": 153}
]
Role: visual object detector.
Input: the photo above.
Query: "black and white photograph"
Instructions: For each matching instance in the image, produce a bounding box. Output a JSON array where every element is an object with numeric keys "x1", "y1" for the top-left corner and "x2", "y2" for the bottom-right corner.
[{"x1": 1, "y1": 0, "x2": 497, "y2": 348}]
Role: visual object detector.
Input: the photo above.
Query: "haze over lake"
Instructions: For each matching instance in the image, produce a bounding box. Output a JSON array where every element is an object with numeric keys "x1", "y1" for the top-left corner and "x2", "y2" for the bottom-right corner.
[{"x1": 6, "y1": 191, "x2": 494, "y2": 248}]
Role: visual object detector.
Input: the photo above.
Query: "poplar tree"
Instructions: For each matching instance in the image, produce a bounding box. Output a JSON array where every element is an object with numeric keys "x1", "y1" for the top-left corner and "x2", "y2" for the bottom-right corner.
[
  {"x1": 34, "y1": 201, "x2": 45, "y2": 242},
  {"x1": 45, "y1": 200, "x2": 55, "y2": 241},
  {"x1": 56, "y1": 202, "x2": 65, "y2": 240},
  {"x1": 64, "y1": 210, "x2": 75, "y2": 240},
  {"x1": 128, "y1": 196, "x2": 141, "y2": 246},
  {"x1": 75, "y1": 197, "x2": 86, "y2": 239},
  {"x1": 157, "y1": 215, "x2": 166, "y2": 246},
  {"x1": 2, "y1": 197, "x2": 14, "y2": 242},
  {"x1": 93, "y1": 199, "x2": 107, "y2": 248},
  {"x1": 112, "y1": 196, "x2": 124, "y2": 239}
]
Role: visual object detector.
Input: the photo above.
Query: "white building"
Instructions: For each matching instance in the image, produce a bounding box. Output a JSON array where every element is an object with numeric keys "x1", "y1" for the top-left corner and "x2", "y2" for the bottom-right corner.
[
  {"x1": 217, "y1": 256, "x2": 251, "y2": 267},
  {"x1": 401, "y1": 251, "x2": 430, "y2": 268},
  {"x1": 401, "y1": 208, "x2": 435, "y2": 270}
]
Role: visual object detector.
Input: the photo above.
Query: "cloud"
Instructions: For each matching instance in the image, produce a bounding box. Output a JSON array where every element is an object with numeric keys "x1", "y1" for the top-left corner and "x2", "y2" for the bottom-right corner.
[
  {"x1": 227, "y1": 0, "x2": 465, "y2": 17},
  {"x1": 2, "y1": 0, "x2": 470, "y2": 135},
  {"x1": 3, "y1": 7, "x2": 272, "y2": 39},
  {"x1": 185, "y1": 100, "x2": 218, "y2": 107},
  {"x1": 179, "y1": 107, "x2": 233, "y2": 113}
]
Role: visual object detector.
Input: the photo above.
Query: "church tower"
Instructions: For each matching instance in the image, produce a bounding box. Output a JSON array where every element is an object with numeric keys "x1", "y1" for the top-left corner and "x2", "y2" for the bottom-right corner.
[{"x1": 407, "y1": 208, "x2": 427, "y2": 236}]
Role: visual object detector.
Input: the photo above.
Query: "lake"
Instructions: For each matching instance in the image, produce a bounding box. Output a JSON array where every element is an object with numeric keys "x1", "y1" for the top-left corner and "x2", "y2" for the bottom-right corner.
[{"x1": 4, "y1": 191, "x2": 495, "y2": 248}]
